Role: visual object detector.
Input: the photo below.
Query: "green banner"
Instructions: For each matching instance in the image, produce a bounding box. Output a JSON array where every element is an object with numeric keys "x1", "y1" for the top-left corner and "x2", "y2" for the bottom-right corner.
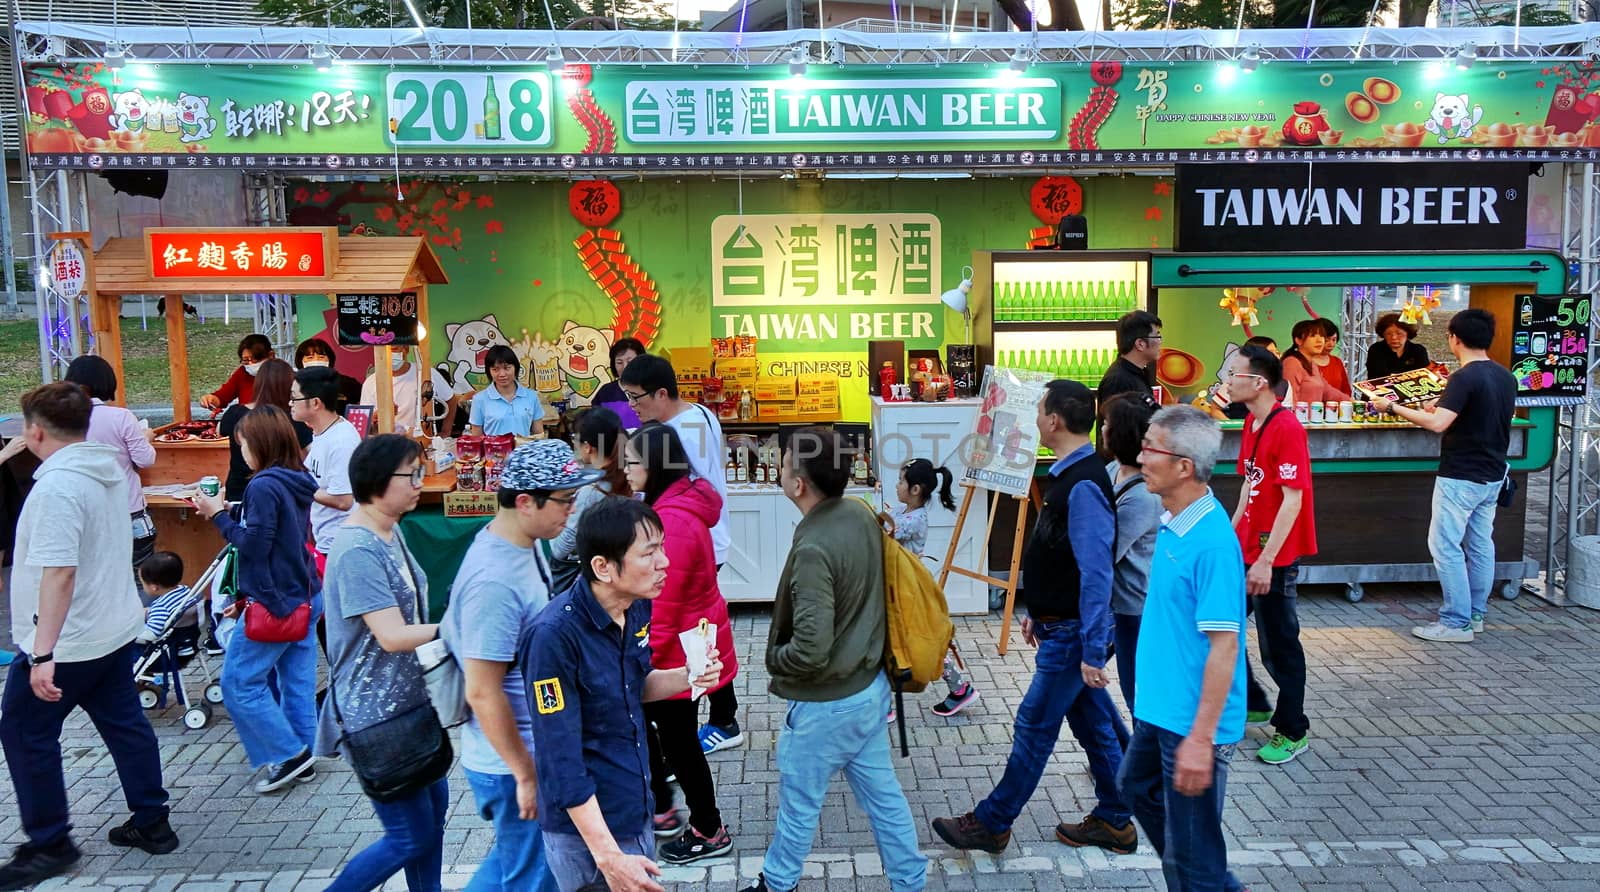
[
  {"x1": 286, "y1": 175, "x2": 1174, "y2": 420},
  {"x1": 22, "y1": 59, "x2": 1600, "y2": 170}
]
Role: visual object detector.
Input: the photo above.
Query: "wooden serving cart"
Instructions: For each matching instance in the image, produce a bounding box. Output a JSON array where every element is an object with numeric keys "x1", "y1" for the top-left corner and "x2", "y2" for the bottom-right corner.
[{"x1": 85, "y1": 227, "x2": 448, "y2": 581}]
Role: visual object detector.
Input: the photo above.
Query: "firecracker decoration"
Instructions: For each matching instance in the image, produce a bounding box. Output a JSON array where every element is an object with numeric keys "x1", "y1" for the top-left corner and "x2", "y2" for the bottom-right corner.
[
  {"x1": 1069, "y1": 61, "x2": 1123, "y2": 150},
  {"x1": 569, "y1": 181, "x2": 662, "y2": 346},
  {"x1": 562, "y1": 65, "x2": 618, "y2": 155},
  {"x1": 1400, "y1": 289, "x2": 1443, "y2": 326}
]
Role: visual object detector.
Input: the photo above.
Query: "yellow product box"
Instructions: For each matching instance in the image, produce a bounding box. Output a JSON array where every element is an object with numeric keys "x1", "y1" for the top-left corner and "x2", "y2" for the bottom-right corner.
[
  {"x1": 756, "y1": 403, "x2": 793, "y2": 420},
  {"x1": 754, "y1": 376, "x2": 797, "y2": 401},
  {"x1": 796, "y1": 394, "x2": 838, "y2": 415},
  {"x1": 671, "y1": 346, "x2": 714, "y2": 380},
  {"x1": 798, "y1": 374, "x2": 840, "y2": 396},
  {"x1": 443, "y1": 491, "x2": 498, "y2": 518},
  {"x1": 716, "y1": 357, "x2": 759, "y2": 384},
  {"x1": 679, "y1": 385, "x2": 703, "y2": 403}
]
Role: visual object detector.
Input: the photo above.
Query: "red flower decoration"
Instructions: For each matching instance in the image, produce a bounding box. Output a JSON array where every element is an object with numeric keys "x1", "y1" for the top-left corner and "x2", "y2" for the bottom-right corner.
[
  {"x1": 485, "y1": 220, "x2": 504, "y2": 234},
  {"x1": 476, "y1": 194, "x2": 495, "y2": 210},
  {"x1": 374, "y1": 206, "x2": 395, "y2": 222}
]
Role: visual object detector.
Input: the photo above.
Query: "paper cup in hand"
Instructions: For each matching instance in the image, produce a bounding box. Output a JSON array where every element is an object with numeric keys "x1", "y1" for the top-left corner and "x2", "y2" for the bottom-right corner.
[{"x1": 680, "y1": 620, "x2": 714, "y2": 700}]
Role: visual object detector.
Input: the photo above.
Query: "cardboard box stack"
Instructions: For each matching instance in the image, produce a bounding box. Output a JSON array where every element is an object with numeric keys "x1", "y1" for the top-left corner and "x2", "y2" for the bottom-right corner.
[{"x1": 797, "y1": 374, "x2": 841, "y2": 417}]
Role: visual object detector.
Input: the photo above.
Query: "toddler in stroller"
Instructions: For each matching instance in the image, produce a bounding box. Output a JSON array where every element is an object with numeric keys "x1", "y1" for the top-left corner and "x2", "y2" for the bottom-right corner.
[{"x1": 133, "y1": 551, "x2": 224, "y2": 730}]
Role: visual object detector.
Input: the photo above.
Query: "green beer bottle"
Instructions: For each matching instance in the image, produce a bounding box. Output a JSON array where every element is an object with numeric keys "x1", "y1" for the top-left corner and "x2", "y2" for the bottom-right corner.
[{"x1": 483, "y1": 75, "x2": 503, "y2": 140}]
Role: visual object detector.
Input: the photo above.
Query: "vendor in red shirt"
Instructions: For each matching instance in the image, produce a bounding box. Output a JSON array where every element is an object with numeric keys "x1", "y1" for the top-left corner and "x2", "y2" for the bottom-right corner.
[
  {"x1": 199, "y1": 333, "x2": 274, "y2": 411},
  {"x1": 1224, "y1": 343, "x2": 1315, "y2": 769}
]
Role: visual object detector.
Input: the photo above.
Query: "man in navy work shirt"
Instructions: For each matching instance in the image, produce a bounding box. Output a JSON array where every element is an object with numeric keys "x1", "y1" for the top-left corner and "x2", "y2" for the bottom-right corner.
[
  {"x1": 933, "y1": 379, "x2": 1135, "y2": 856},
  {"x1": 527, "y1": 496, "x2": 723, "y2": 892},
  {"x1": 1120, "y1": 406, "x2": 1248, "y2": 891}
]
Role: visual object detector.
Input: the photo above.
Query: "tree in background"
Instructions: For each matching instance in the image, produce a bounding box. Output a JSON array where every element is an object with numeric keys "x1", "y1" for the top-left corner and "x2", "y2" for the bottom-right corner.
[{"x1": 257, "y1": 0, "x2": 692, "y2": 30}]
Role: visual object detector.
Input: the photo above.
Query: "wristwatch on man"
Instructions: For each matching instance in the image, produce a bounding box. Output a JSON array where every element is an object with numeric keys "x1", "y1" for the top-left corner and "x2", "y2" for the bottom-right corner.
[{"x1": 31, "y1": 651, "x2": 53, "y2": 665}]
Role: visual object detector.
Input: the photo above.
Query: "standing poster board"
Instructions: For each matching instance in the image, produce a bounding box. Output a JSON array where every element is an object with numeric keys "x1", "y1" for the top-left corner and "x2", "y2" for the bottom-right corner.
[
  {"x1": 1510, "y1": 293, "x2": 1591, "y2": 407},
  {"x1": 1353, "y1": 366, "x2": 1450, "y2": 406},
  {"x1": 964, "y1": 366, "x2": 1053, "y2": 497}
]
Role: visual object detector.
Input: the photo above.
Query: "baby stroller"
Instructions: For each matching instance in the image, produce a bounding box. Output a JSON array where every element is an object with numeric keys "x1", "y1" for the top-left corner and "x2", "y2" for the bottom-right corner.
[{"x1": 133, "y1": 547, "x2": 229, "y2": 731}]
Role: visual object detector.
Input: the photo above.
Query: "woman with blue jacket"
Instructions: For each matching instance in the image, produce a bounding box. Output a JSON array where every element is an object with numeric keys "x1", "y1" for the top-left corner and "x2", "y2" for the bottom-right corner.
[{"x1": 192, "y1": 405, "x2": 322, "y2": 794}]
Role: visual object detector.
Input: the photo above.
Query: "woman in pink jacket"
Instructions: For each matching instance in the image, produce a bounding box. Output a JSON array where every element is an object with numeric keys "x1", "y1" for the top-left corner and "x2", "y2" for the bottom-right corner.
[
  {"x1": 624, "y1": 421, "x2": 737, "y2": 866},
  {"x1": 64, "y1": 355, "x2": 158, "y2": 575}
]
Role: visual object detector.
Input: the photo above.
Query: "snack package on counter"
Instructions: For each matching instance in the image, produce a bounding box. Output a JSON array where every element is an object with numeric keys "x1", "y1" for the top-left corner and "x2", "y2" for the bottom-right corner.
[
  {"x1": 482, "y1": 434, "x2": 515, "y2": 491},
  {"x1": 427, "y1": 437, "x2": 458, "y2": 477},
  {"x1": 455, "y1": 435, "x2": 485, "y2": 492}
]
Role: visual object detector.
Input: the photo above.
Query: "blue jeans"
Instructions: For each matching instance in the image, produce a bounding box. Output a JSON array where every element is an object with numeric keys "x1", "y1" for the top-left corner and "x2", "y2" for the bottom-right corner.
[
  {"x1": 1118, "y1": 721, "x2": 1243, "y2": 892},
  {"x1": 222, "y1": 596, "x2": 320, "y2": 768},
  {"x1": 975, "y1": 618, "x2": 1131, "y2": 833},
  {"x1": 1430, "y1": 476, "x2": 1501, "y2": 630},
  {"x1": 464, "y1": 768, "x2": 559, "y2": 892},
  {"x1": 542, "y1": 824, "x2": 653, "y2": 892},
  {"x1": 326, "y1": 778, "x2": 449, "y2": 892},
  {"x1": 1114, "y1": 612, "x2": 1142, "y2": 713},
  {"x1": 763, "y1": 673, "x2": 926, "y2": 892},
  {"x1": 0, "y1": 642, "x2": 169, "y2": 848}
]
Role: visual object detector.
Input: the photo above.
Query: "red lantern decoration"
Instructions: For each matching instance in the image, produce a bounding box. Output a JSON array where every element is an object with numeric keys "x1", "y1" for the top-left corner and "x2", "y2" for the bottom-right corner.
[
  {"x1": 568, "y1": 180, "x2": 621, "y2": 228},
  {"x1": 1090, "y1": 60, "x2": 1124, "y2": 87},
  {"x1": 1028, "y1": 176, "x2": 1083, "y2": 225}
]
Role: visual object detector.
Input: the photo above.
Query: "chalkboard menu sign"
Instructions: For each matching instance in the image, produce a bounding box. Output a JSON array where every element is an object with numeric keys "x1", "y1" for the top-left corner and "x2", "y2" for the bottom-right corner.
[
  {"x1": 337, "y1": 292, "x2": 419, "y2": 347},
  {"x1": 1511, "y1": 293, "x2": 1591, "y2": 407}
]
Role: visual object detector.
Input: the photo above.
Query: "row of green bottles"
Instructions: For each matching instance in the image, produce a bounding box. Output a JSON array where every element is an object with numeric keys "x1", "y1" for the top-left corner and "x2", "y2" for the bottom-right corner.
[
  {"x1": 994, "y1": 280, "x2": 1140, "y2": 323},
  {"x1": 996, "y1": 347, "x2": 1116, "y2": 383}
]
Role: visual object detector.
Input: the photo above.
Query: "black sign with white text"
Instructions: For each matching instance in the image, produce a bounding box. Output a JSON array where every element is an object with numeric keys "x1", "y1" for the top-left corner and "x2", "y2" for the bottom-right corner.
[
  {"x1": 337, "y1": 292, "x2": 419, "y2": 348},
  {"x1": 1174, "y1": 163, "x2": 1530, "y2": 253}
]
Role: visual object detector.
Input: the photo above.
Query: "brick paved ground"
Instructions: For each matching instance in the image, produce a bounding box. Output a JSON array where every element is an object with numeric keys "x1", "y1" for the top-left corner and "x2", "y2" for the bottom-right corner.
[{"x1": 3, "y1": 584, "x2": 1600, "y2": 891}]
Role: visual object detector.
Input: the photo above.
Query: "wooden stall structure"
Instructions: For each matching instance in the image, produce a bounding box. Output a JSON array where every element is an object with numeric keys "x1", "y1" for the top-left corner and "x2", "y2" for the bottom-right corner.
[{"x1": 87, "y1": 227, "x2": 447, "y2": 579}]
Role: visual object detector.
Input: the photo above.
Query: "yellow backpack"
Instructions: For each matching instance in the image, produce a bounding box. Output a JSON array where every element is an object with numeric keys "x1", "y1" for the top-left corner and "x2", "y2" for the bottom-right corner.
[{"x1": 861, "y1": 500, "x2": 955, "y2": 754}]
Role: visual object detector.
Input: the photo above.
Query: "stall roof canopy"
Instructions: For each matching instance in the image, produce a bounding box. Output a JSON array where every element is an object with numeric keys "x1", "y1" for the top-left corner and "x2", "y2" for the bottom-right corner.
[{"x1": 92, "y1": 235, "x2": 448, "y2": 295}]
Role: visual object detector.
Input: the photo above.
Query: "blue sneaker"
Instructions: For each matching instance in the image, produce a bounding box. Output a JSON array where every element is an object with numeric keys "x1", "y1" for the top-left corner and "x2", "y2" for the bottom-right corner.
[{"x1": 698, "y1": 722, "x2": 744, "y2": 755}]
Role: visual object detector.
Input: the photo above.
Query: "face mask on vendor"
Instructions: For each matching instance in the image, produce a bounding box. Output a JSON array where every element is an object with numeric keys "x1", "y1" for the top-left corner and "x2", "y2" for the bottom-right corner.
[
  {"x1": 390, "y1": 352, "x2": 407, "y2": 372},
  {"x1": 242, "y1": 361, "x2": 263, "y2": 377},
  {"x1": 302, "y1": 357, "x2": 330, "y2": 368}
]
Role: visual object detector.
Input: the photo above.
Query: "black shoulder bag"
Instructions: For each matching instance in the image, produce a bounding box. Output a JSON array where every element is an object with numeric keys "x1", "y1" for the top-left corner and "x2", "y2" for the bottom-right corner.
[{"x1": 333, "y1": 541, "x2": 454, "y2": 803}]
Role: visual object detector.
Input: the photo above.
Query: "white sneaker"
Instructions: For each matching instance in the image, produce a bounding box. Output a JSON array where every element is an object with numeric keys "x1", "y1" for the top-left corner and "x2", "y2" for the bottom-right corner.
[{"x1": 1412, "y1": 621, "x2": 1474, "y2": 643}]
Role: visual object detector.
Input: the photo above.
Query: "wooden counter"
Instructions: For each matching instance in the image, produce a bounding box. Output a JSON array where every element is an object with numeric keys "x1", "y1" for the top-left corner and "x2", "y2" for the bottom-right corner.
[{"x1": 140, "y1": 436, "x2": 230, "y2": 589}]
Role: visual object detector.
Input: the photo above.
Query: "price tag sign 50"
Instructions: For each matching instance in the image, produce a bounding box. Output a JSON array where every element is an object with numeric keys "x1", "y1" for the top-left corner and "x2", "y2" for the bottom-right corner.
[{"x1": 385, "y1": 71, "x2": 554, "y2": 147}]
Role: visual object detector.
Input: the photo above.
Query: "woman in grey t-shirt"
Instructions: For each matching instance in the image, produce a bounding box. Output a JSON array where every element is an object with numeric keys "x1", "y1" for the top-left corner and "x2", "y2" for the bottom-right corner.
[{"x1": 318, "y1": 435, "x2": 445, "y2": 892}]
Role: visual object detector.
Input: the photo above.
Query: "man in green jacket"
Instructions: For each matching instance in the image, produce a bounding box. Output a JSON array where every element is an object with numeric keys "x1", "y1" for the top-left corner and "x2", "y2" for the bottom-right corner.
[{"x1": 739, "y1": 428, "x2": 927, "y2": 892}]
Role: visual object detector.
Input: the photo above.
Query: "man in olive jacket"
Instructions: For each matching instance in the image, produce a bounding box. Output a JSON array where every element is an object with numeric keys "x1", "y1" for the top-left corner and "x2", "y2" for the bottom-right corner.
[{"x1": 739, "y1": 428, "x2": 927, "y2": 892}]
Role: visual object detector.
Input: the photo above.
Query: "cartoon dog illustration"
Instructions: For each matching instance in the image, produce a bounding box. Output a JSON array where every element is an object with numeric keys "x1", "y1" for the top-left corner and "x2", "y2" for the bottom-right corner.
[
  {"x1": 175, "y1": 93, "x2": 216, "y2": 143},
  {"x1": 558, "y1": 321, "x2": 615, "y2": 407},
  {"x1": 438, "y1": 314, "x2": 508, "y2": 397},
  {"x1": 1424, "y1": 92, "x2": 1483, "y2": 144},
  {"x1": 111, "y1": 90, "x2": 151, "y2": 133}
]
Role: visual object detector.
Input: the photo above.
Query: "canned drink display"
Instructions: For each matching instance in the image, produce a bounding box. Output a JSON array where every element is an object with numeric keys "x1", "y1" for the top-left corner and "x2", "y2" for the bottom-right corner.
[
  {"x1": 1295, "y1": 401, "x2": 1310, "y2": 422},
  {"x1": 1326, "y1": 401, "x2": 1341, "y2": 423},
  {"x1": 1310, "y1": 402, "x2": 1325, "y2": 424},
  {"x1": 198, "y1": 475, "x2": 220, "y2": 497},
  {"x1": 1339, "y1": 401, "x2": 1354, "y2": 423}
]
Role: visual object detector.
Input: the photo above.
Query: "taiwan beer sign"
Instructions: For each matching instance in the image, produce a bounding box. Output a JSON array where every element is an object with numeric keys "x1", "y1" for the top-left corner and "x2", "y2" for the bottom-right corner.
[
  {"x1": 146, "y1": 227, "x2": 337, "y2": 280},
  {"x1": 1511, "y1": 293, "x2": 1591, "y2": 407},
  {"x1": 1174, "y1": 163, "x2": 1530, "y2": 253},
  {"x1": 338, "y1": 292, "x2": 420, "y2": 347}
]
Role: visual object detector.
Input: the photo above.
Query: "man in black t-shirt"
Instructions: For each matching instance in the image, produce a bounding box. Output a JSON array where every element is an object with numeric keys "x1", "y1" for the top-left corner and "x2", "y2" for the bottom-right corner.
[
  {"x1": 1372, "y1": 309, "x2": 1516, "y2": 643},
  {"x1": 1098, "y1": 311, "x2": 1163, "y2": 407}
]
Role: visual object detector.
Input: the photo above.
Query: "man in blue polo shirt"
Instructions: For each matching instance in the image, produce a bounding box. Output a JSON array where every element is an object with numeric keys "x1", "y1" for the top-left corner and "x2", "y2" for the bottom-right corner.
[
  {"x1": 1120, "y1": 406, "x2": 1248, "y2": 892},
  {"x1": 527, "y1": 496, "x2": 723, "y2": 892}
]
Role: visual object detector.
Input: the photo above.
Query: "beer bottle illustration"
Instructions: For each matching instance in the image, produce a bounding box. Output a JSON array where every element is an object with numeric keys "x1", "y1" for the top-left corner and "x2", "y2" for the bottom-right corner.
[
  {"x1": 1520, "y1": 296, "x2": 1534, "y2": 327},
  {"x1": 482, "y1": 75, "x2": 502, "y2": 140}
]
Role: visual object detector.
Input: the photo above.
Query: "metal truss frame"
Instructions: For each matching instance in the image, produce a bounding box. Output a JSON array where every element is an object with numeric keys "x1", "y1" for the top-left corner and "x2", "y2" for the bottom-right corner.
[
  {"x1": 26, "y1": 167, "x2": 90, "y2": 384},
  {"x1": 11, "y1": 22, "x2": 1600, "y2": 68},
  {"x1": 1540, "y1": 162, "x2": 1600, "y2": 603},
  {"x1": 244, "y1": 173, "x2": 298, "y2": 353}
]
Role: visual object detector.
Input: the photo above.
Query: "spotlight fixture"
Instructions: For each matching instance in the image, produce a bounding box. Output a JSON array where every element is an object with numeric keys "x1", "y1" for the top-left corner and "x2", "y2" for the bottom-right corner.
[
  {"x1": 310, "y1": 43, "x2": 333, "y2": 72},
  {"x1": 104, "y1": 44, "x2": 128, "y2": 70},
  {"x1": 1008, "y1": 49, "x2": 1030, "y2": 75},
  {"x1": 1239, "y1": 46, "x2": 1261, "y2": 73},
  {"x1": 1455, "y1": 42, "x2": 1477, "y2": 70},
  {"x1": 788, "y1": 45, "x2": 808, "y2": 78},
  {"x1": 544, "y1": 47, "x2": 566, "y2": 71}
]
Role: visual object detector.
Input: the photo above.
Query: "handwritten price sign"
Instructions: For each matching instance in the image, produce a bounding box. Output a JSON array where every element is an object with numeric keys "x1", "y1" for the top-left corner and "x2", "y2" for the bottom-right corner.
[
  {"x1": 337, "y1": 291, "x2": 420, "y2": 347},
  {"x1": 1511, "y1": 293, "x2": 1591, "y2": 407}
]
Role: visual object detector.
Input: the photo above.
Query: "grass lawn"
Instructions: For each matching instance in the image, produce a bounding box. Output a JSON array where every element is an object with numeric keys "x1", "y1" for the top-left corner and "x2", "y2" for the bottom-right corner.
[{"x1": 0, "y1": 317, "x2": 257, "y2": 419}]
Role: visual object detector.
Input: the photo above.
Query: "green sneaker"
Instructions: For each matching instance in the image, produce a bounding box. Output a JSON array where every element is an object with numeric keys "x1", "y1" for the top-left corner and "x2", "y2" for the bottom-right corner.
[
  {"x1": 1258, "y1": 733, "x2": 1309, "y2": 765},
  {"x1": 1471, "y1": 613, "x2": 1486, "y2": 633},
  {"x1": 1246, "y1": 710, "x2": 1274, "y2": 726}
]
